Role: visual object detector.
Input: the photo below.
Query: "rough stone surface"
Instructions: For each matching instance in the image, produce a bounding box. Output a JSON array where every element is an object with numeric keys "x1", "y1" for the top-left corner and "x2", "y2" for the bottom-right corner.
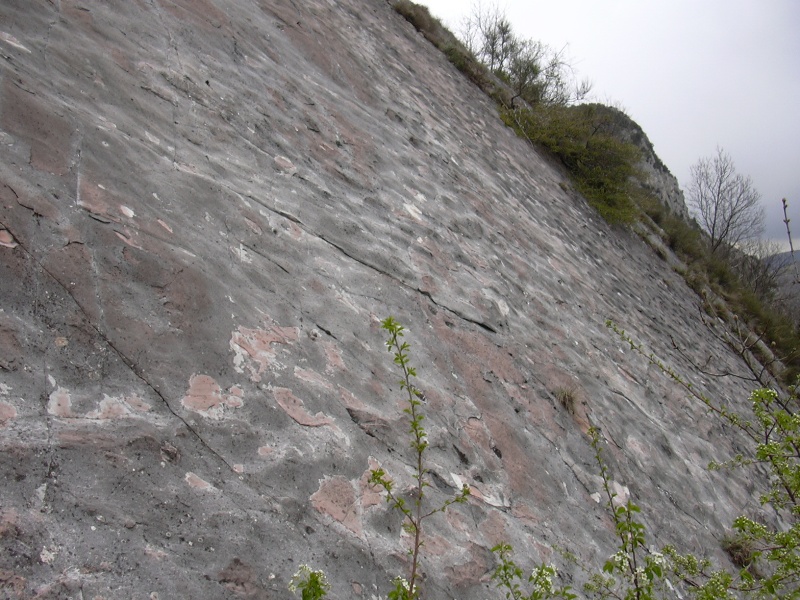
[{"x1": 0, "y1": 1, "x2": 769, "y2": 598}]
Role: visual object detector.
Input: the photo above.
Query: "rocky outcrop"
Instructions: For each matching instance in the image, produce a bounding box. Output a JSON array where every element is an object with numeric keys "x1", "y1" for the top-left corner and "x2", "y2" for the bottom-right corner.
[
  {"x1": 599, "y1": 104, "x2": 690, "y2": 219},
  {"x1": 0, "y1": 1, "x2": 763, "y2": 598}
]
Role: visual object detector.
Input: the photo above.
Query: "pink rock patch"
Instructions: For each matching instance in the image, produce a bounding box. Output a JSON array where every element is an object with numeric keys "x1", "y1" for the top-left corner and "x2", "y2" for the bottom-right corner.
[
  {"x1": 145, "y1": 545, "x2": 168, "y2": 560},
  {"x1": 181, "y1": 374, "x2": 244, "y2": 419},
  {"x1": 230, "y1": 324, "x2": 299, "y2": 382},
  {"x1": 323, "y1": 342, "x2": 346, "y2": 373},
  {"x1": 126, "y1": 395, "x2": 152, "y2": 412},
  {"x1": 310, "y1": 476, "x2": 362, "y2": 537},
  {"x1": 86, "y1": 396, "x2": 132, "y2": 419},
  {"x1": 274, "y1": 155, "x2": 297, "y2": 174},
  {"x1": 444, "y1": 543, "x2": 488, "y2": 587},
  {"x1": 2, "y1": 81, "x2": 72, "y2": 175},
  {"x1": 0, "y1": 401, "x2": 17, "y2": 426},
  {"x1": 0, "y1": 229, "x2": 17, "y2": 249},
  {"x1": 463, "y1": 417, "x2": 494, "y2": 456},
  {"x1": 47, "y1": 387, "x2": 74, "y2": 417},
  {"x1": 185, "y1": 471, "x2": 216, "y2": 491},
  {"x1": 114, "y1": 228, "x2": 143, "y2": 249},
  {"x1": 294, "y1": 366, "x2": 333, "y2": 390},
  {"x1": 338, "y1": 386, "x2": 368, "y2": 411},
  {"x1": 477, "y1": 510, "x2": 509, "y2": 547},
  {"x1": 273, "y1": 387, "x2": 333, "y2": 427},
  {"x1": 77, "y1": 179, "x2": 118, "y2": 222},
  {"x1": 358, "y1": 457, "x2": 383, "y2": 509}
]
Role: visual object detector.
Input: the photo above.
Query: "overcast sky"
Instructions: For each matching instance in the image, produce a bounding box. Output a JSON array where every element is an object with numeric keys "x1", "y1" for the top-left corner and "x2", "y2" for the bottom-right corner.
[{"x1": 418, "y1": 0, "x2": 800, "y2": 249}]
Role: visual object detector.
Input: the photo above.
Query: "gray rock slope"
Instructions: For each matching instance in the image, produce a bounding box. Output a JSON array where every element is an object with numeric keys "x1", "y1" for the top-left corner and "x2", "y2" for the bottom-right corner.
[{"x1": 0, "y1": 1, "x2": 764, "y2": 598}]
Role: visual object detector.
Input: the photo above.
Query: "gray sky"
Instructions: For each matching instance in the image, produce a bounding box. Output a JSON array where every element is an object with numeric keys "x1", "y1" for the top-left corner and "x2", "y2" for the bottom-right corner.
[{"x1": 419, "y1": 0, "x2": 800, "y2": 249}]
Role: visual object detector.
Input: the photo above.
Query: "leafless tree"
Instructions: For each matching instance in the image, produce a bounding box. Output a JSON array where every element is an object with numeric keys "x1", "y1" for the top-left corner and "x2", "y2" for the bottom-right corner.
[
  {"x1": 687, "y1": 147, "x2": 765, "y2": 254},
  {"x1": 459, "y1": 3, "x2": 515, "y2": 73},
  {"x1": 459, "y1": 2, "x2": 591, "y2": 107}
]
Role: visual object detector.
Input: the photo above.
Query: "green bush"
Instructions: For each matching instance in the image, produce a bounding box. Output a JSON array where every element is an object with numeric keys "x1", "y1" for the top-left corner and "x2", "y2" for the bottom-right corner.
[
  {"x1": 662, "y1": 215, "x2": 704, "y2": 259},
  {"x1": 638, "y1": 193, "x2": 667, "y2": 226},
  {"x1": 392, "y1": 0, "x2": 440, "y2": 36},
  {"x1": 501, "y1": 103, "x2": 640, "y2": 224}
]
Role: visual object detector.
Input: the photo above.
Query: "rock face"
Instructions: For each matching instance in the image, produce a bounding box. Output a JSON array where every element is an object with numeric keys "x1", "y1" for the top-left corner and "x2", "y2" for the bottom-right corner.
[
  {"x1": 607, "y1": 105, "x2": 690, "y2": 219},
  {"x1": 0, "y1": 1, "x2": 764, "y2": 598}
]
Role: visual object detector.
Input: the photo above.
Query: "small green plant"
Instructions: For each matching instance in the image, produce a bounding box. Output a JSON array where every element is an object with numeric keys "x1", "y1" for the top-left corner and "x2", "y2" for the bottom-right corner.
[
  {"x1": 370, "y1": 316, "x2": 470, "y2": 599},
  {"x1": 584, "y1": 427, "x2": 674, "y2": 600},
  {"x1": 501, "y1": 103, "x2": 641, "y2": 225},
  {"x1": 288, "y1": 564, "x2": 330, "y2": 600},
  {"x1": 491, "y1": 427, "x2": 682, "y2": 600},
  {"x1": 492, "y1": 543, "x2": 576, "y2": 600},
  {"x1": 607, "y1": 319, "x2": 800, "y2": 598},
  {"x1": 286, "y1": 318, "x2": 468, "y2": 600}
]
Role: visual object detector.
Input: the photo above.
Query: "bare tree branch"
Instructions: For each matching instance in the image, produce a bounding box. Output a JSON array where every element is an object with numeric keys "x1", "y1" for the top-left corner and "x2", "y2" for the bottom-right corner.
[{"x1": 687, "y1": 147, "x2": 764, "y2": 254}]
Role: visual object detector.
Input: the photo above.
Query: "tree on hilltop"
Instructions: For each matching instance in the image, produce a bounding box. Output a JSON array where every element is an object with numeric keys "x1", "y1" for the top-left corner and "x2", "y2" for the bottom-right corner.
[
  {"x1": 459, "y1": 2, "x2": 590, "y2": 108},
  {"x1": 687, "y1": 146, "x2": 765, "y2": 254}
]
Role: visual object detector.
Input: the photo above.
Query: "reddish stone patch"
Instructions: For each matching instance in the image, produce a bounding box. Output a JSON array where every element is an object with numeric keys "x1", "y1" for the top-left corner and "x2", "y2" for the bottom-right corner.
[
  {"x1": 218, "y1": 558, "x2": 265, "y2": 597},
  {"x1": 463, "y1": 417, "x2": 494, "y2": 456},
  {"x1": 185, "y1": 471, "x2": 215, "y2": 491},
  {"x1": 77, "y1": 178, "x2": 119, "y2": 223},
  {"x1": 445, "y1": 506, "x2": 474, "y2": 537},
  {"x1": 294, "y1": 366, "x2": 333, "y2": 390},
  {"x1": 0, "y1": 229, "x2": 17, "y2": 248},
  {"x1": 288, "y1": 221, "x2": 303, "y2": 240},
  {"x1": 463, "y1": 480, "x2": 507, "y2": 509},
  {"x1": 0, "y1": 568, "x2": 26, "y2": 598},
  {"x1": 338, "y1": 386, "x2": 368, "y2": 411},
  {"x1": 2, "y1": 79, "x2": 72, "y2": 175},
  {"x1": 230, "y1": 324, "x2": 299, "y2": 382},
  {"x1": 358, "y1": 457, "x2": 383, "y2": 509},
  {"x1": 0, "y1": 317, "x2": 23, "y2": 372},
  {"x1": 310, "y1": 476, "x2": 362, "y2": 537},
  {"x1": 155, "y1": 0, "x2": 229, "y2": 29},
  {"x1": 478, "y1": 511, "x2": 509, "y2": 547},
  {"x1": 272, "y1": 387, "x2": 332, "y2": 427},
  {"x1": 274, "y1": 155, "x2": 296, "y2": 174},
  {"x1": 56, "y1": 430, "x2": 120, "y2": 449},
  {"x1": 444, "y1": 543, "x2": 488, "y2": 587},
  {"x1": 181, "y1": 374, "x2": 243, "y2": 419},
  {"x1": 86, "y1": 396, "x2": 131, "y2": 420},
  {"x1": 511, "y1": 502, "x2": 543, "y2": 526},
  {"x1": 183, "y1": 375, "x2": 224, "y2": 412},
  {"x1": 114, "y1": 228, "x2": 144, "y2": 250},
  {"x1": 47, "y1": 387, "x2": 74, "y2": 417},
  {"x1": 243, "y1": 217, "x2": 262, "y2": 234},
  {"x1": 42, "y1": 242, "x2": 102, "y2": 323},
  {"x1": 322, "y1": 341, "x2": 346, "y2": 373},
  {"x1": 125, "y1": 395, "x2": 151, "y2": 412},
  {"x1": 0, "y1": 402, "x2": 17, "y2": 426},
  {"x1": 144, "y1": 545, "x2": 168, "y2": 560}
]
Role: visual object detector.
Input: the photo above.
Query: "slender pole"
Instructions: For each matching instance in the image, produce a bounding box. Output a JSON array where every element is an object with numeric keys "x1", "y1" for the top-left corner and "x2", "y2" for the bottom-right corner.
[{"x1": 783, "y1": 198, "x2": 800, "y2": 284}]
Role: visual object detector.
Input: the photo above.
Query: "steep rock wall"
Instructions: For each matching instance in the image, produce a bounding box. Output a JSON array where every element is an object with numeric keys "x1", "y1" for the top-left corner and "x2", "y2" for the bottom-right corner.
[{"x1": 0, "y1": 1, "x2": 763, "y2": 598}]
